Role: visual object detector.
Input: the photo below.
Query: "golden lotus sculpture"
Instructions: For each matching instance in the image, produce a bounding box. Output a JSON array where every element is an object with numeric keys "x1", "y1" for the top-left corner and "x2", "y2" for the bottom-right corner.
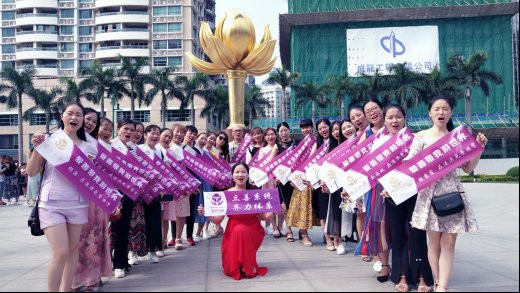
[{"x1": 187, "y1": 11, "x2": 277, "y2": 128}]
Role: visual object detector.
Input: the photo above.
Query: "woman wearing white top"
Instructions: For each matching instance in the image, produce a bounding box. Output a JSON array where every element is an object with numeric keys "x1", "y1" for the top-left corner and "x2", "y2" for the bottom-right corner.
[{"x1": 137, "y1": 125, "x2": 165, "y2": 263}]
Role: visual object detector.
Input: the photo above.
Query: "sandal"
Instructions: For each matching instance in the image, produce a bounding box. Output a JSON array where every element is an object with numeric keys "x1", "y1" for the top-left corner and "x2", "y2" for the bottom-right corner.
[
  {"x1": 361, "y1": 255, "x2": 372, "y2": 262},
  {"x1": 286, "y1": 232, "x2": 295, "y2": 242},
  {"x1": 174, "y1": 238, "x2": 184, "y2": 251},
  {"x1": 417, "y1": 277, "x2": 431, "y2": 292},
  {"x1": 273, "y1": 229, "x2": 281, "y2": 238},
  {"x1": 396, "y1": 276, "x2": 409, "y2": 292},
  {"x1": 301, "y1": 234, "x2": 313, "y2": 247},
  {"x1": 376, "y1": 264, "x2": 391, "y2": 283}
]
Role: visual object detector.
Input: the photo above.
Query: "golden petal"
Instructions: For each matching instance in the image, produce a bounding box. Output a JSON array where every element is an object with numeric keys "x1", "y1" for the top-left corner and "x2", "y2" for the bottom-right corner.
[
  {"x1": 245, "y1": 58, "x2": 277, "y2": 76},
  {"x1": 240, "y1": 40, "x2": 276, "y2": 70},
  {"x1": 259, "y1": 25, "x2": 272, "y2": 44},
  {"x1": 199, "y1": 22, "x2": 237, "y2": 68},
  {"x1": 186, "y1": 53, "x2": 226, "y2": 75},
  {"x1": 215, "y1": 14, "x2": 226, "y2": 41}
]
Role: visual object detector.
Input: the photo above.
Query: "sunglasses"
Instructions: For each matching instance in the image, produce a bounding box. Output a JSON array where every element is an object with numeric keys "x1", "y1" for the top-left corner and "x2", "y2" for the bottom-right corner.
[{"x1": 218, "y1": 136, "x2": 227, "y2": 140}]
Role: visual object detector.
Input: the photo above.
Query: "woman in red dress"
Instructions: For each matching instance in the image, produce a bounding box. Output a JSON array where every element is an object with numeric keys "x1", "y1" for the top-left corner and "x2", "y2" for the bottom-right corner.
[{"x1": 199, "y1": 162, "x2": 274, "y2": 280}]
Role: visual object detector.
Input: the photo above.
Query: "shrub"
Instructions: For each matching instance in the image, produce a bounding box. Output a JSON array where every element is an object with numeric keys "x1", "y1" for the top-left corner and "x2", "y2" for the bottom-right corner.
[{"x1": 506, "y1": 166, "x2": 519, "y2": 177}]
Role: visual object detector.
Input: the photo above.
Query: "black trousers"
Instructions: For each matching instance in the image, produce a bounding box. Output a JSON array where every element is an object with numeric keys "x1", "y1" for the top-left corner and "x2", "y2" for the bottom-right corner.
[
  {"x1": 144, "y1": 199, "x2": 162, "y2": 252},
  {"x1": 185, "y1": 195, "x2": 196, "y2": 239},
  {"x1": 386, "y1": 195, "x2": 434, "y2": 287},
  {"x1": 112, "y1": 195, "x2": 135, "y2": 270}
]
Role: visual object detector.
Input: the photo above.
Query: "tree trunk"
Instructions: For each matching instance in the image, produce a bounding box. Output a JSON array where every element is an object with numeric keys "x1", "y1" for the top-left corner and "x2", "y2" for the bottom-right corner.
[
  {"x1": 341, "y1": 97, "x2": 345, "y2": 120},
  {"x1": 17, "y1": 92, "x2": 24, "y2": 163},
  {"x1": 161, "y1": 90, "x2": 166, "y2": 129},
  {"x1": 130, "y1": 90, "x2": 135, "y2": 120},
  {"x1": 249, "y1": 105, "x2": 252, "y2": 128},
  {"x1": 100, "y1": 94, "x2": 105, "y2": 119},
  {"x1": 465, "y1": 84, "x2": 472, "y2": 130},
  {"x1": 45, "y1": 112, "x2": 50, "y2": 134},
  {"x1": 281, "y1": 88, "x2": 286, "y2": 122},
  {"x1": 311, "y1": 99, "x2": 315, "y2": 124},
  {"x1": 191, "y1": 95, "x2": 196, "y2": 126}
]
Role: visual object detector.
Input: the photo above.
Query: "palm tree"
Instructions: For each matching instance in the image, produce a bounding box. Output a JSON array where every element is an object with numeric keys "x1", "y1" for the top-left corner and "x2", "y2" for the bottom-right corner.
[
  {"x1": 294, "y1": 81, "x2": 329, "y2": 123},
  {"x1": 59, "y1": 77, "x2": 90, "y2": 104},
  {"x1": 245, "y1": 85, "x2": 270, "y2": 127},
  {"x1": 201, "y1": 85, "x2": 229, "y2": 129},
  {"x1": 263, "y1": 67, "x2": 300, "y2": 122},
  {"x1": 384, "y1": 63, "x2": 427, "y2": 112},
  {"x1": 447, "y1": 51, "x2": 502, "y2": 128},
  {"x1": 324, "y1": 73, "x2": 358, "y2": 120},
  {"x1": 23, "y1": 87, "x2": 63, "y2": 134},
  {"x1": 176, "y1": 73, "x2": 209, "y2": 126},
  {"x1": 81, "y1": 62, "x2": 127, "y2": 119},
  {"x1": 146, "y1": 67, "x2": 185, "y2": 128},
  {"x1": 423, "y1": 66, "x2": 462, "y2": 102},
  {"x1": 353, "y1": 70, "x2": 388, "y2": 103},
  {"x1": 0, "y1": 67, "x2": 36, "y2": 163},
  {"x1": 118, "y1": 55, "x2": 151, "y2": 120}
]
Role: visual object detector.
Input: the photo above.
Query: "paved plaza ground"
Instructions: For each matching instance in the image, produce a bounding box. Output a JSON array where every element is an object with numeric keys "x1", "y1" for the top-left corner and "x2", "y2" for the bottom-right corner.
[{"x1": 0, "y1": 183, "x2": 518, "y2": 292}]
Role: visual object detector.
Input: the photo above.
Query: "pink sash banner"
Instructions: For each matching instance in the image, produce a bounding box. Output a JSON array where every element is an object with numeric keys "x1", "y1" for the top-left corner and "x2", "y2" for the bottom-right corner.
[
  {"x1": 169, "y1": 145, "x2": 229, "y2": 190},
  {"x1": 164, "y1": 150, "x2": 201, "y2": 195},
  {"x1": 318, "y1": 128, "x2": 388, "y2": 193},
  {"x1": 207, "y1": 150, "x2": 232, "y2": 173},
  {"x1": 203, "y1": 188, "x2": 281, "y2": 216},
  {"x1": 341, "y1": 127, "x2": 414, "y2": 200},
  {"x1": 250, "y1": 136, "x2": 312, "y2": 187},
  {"x1": 379, "y1": 125, "x2": 483, "y2": 205},
  {"x1": 250, "y1": 146, "x2": 278, "y2": 170},
  {"x1": 200, "y1": 152, "x2": 233, "y2": 188},
  {"x1": 272, "y1": 134, "x2": 316, "y2": 185},
  {"x1": 230, "y1": 133, "x2": 253, "y2": 164},
  {"x1": 95, "y1": 142, "x2": 149, "y2": 201},
  {"x1": 132, "y1": 147, "x2": 180, "y2": 196},
  {"x1": 288, "y1": 140, "x2": 329, "y2": 191},
  {"x1": 110, "y1": 141, "x2": 164, "y2": 203},
  {"x1": 36, "y1": 130, "x2": 123, "y2": 214}
]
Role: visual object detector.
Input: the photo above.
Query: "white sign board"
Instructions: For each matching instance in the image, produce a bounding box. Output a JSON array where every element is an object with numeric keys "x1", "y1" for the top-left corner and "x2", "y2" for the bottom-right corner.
[{"x1": 347, "y1": 25, "x2": 439, "y2": 76}]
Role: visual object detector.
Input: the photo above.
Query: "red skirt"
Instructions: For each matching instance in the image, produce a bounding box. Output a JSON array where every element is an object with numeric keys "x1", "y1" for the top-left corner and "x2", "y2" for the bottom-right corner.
[{"x1": 221, "y1": 214, "x2": 268, "y2": 280}]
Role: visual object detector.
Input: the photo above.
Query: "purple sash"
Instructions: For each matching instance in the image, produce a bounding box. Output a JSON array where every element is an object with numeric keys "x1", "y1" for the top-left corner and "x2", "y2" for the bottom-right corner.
[
  {"x1": 94, "y1": 142, "x2": 149, "y2": 201},
  {"x1": 173, "y1": 146, "x2": 231, "y2": 190},
  {"x1": 230, "y1": 133, "x2": 252, "y2": 164},
  {"x1": 133, "y1": 147, "x2": 180, "y2": 195},
  {"x1": 272, "y1": 134, "x2": 316, "y2": 185},
  {"x1": 164, "y1": 150, "x2": 201, "y2": 196},
  {"x1": 110, "y1": 142, "x2": 164, "y2": 204},
  {"x1": 379, "y1": 126, "x2": 484, "y2": 205},
  {"x1": 203, "y1": 188, "x2": 281, "y2": 216},
  {"x1": 249, "y1": 138, "x2": 305, "y2": 187},
  {"x1": 288, "y1": 140, "x2": 329, "y2": 191},
  {"x1": 35, "y1": 130, "x2": 122, "y2": 214},
  {"x1": 341, "y1": 127, "x2": 414, "y2": 200}
]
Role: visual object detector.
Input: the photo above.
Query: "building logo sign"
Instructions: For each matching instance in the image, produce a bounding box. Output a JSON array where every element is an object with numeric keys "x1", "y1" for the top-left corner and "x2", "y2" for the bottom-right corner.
[
  {"x1": 380, "y1": 31, "x2": 406, "y2": 58},
  {"x1": 347, "y1": 25, "x2": 439, "y2": 76}
]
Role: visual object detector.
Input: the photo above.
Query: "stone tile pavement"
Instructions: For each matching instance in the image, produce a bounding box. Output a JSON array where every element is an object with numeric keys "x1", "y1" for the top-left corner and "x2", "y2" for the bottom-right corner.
[{"x1": 0, "y1": 183, "x2": 518, "y2": 292}]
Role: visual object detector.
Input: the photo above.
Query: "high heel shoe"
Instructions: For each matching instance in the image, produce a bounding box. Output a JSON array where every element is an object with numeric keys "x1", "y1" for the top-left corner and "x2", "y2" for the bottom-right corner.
[{"x1": 376, "y1": 264, "x2": 391, "y2": 283}]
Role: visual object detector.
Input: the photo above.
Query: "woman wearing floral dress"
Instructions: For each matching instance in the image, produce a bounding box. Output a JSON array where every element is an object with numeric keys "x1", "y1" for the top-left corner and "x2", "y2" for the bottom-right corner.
[{"x1": 72, "y1": 111, "x2": 112, "y2": 292}]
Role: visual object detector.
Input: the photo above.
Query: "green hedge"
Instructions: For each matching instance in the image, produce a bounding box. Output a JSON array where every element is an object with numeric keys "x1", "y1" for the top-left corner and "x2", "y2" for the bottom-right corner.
[
  {"x1": 460, "y1": 175, "x2": 519, "y2": 183},
  {"x1": 506, "y1": 166, "x2": 519, "y2": 177}
]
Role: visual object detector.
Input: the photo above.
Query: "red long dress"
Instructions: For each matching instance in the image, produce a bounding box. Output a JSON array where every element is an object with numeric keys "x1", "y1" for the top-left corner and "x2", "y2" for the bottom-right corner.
[{"x1": 221, "y1": 214, "x2": 268, "y2": 280}]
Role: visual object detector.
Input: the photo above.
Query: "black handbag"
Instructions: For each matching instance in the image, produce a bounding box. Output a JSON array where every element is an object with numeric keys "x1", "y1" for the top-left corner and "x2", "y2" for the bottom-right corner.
[
  {"x1": 431, "y1": 191, "x2": 465, "y2": 217},
  {"x1": 28, "y1": 163, "x2": 45, "y2": 237},
  {"x1": 28, "y1": 200, "x2": 44, "y2": 236}
]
